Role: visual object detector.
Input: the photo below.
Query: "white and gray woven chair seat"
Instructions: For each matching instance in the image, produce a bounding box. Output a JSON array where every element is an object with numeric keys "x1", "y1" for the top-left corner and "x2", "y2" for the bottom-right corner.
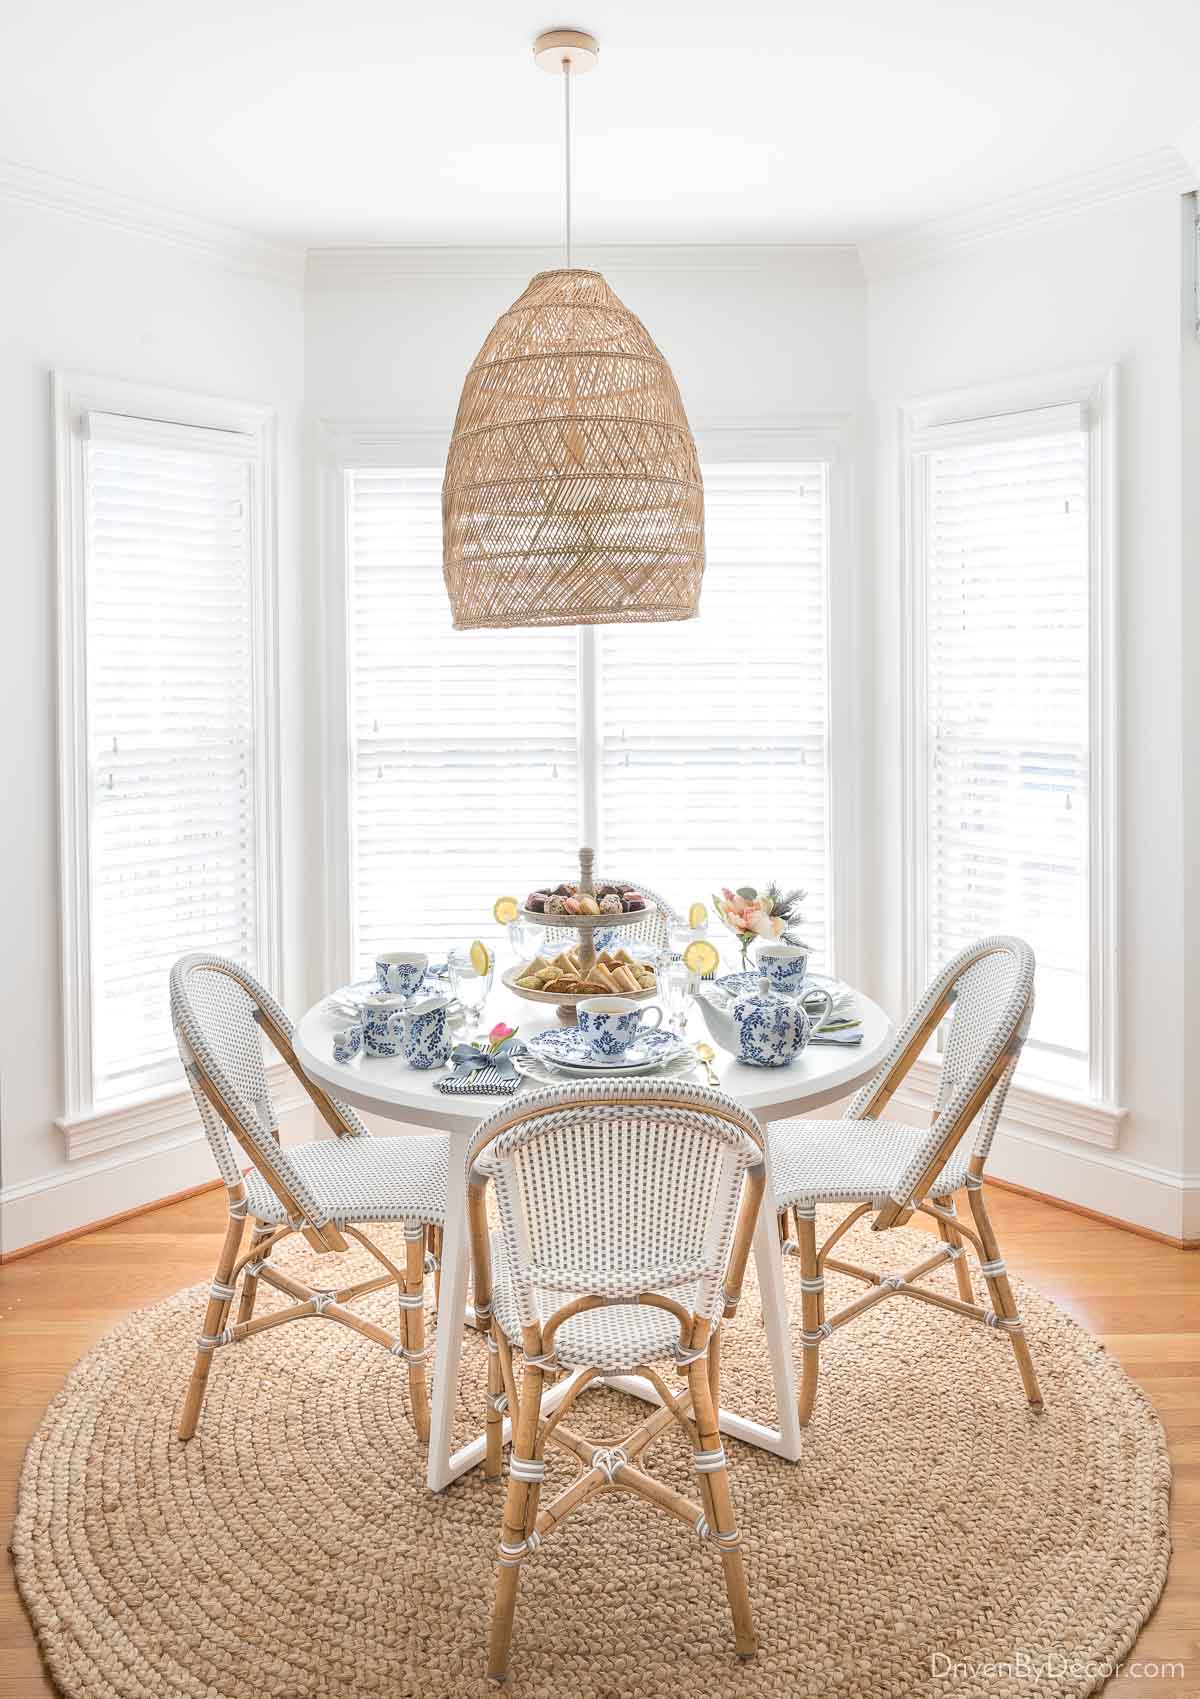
[
  {"x1": 768, "y1": 1118, "x2": 970, "y2": 1210},
  {"x1": 488, "y1": 1230, "x2": 697, "y2": 1373},
  {"x1": 242, "y1": 1133, "x2": 448, "y2": 1228}
]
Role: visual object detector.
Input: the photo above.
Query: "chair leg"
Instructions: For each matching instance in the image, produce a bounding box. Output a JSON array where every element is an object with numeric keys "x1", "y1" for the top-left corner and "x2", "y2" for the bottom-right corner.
[
  {"x1": 427, "y1": 1223, "x2": 442, "y2": 1311},
  {"x1": 936, "y1": 1194, "x2": 974, "y2": 1305},
  {"x1": 688, "y1": 1352, "x2": 756, "y2": 1659},
  {"x1": 404, "y1": 1223, "x2": 431, "y2": 1446},
  {"x1": 488, "y1": 1363, "x2": 546, "y2": 1685},
  {"x1": 485, "y1": 1333, "x2": 504, "y2": 1480},
  {"x1": 796, "y1": 1204, "x2": 824, "y2": 1428},
  {"x1": 966, "y1": 1179, "x2": 1044, "y2": 1412},
  {"x1": 178, "y1": 1204, "x2": 245, "y2": 1442},
  {"x1": 236, "y1": 1223, "x2": 273, "y2": 1325}
]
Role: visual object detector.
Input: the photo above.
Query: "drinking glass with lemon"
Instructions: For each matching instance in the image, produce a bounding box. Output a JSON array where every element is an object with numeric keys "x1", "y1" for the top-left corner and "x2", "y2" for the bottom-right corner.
[
  {"x1": 493, "y1": 895, "x2": 532, "y2": 963},
  {"x1": 449, "y1": 938, "x2": 494, "y2": 1027}
]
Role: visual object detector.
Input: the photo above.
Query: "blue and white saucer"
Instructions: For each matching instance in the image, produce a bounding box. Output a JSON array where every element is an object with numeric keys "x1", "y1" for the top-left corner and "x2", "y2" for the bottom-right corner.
[
  {"x1": 326, "y1": 973, "x2": 449, "y2": 1018},
  {"x1": 526, "y1": 1027, "x2": 691, "y2": 1075}
]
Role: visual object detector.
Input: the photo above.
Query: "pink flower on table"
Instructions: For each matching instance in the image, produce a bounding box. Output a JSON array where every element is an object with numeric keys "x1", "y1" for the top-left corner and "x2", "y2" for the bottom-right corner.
[{"x1": 489, "y1": 1021, "x2": 516, "y2": 1044}]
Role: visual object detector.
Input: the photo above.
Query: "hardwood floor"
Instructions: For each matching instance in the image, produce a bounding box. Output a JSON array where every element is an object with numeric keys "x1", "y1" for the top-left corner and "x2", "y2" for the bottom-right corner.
[{"x1": 2, "y1": 1186, "x2": 1198, "y2": 1696}]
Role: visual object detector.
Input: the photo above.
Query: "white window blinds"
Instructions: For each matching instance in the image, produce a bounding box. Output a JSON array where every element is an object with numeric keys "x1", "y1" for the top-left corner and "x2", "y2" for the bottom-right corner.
[
  {"x1": 924, "y1": 426, "x2": 1091, "y2": 1075},
  {"x1": 346, "y1": 470, "x2": 580, "y2": 973},
  {"x1": 597, "y1": 464, "x2": 830, "y2": 965},
  {"x1": 344, "y1": 462, "x2": 831, "y2": 974},
  {"x1": 83, "y1": 413, "x2": 263, "y2": 1105}
]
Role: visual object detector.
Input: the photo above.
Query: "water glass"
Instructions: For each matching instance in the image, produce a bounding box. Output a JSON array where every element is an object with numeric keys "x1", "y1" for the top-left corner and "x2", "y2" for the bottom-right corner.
[
  {"x1": 656, "y1": 956, "x2": 693, "y2": 1036},
  {"x1": 506, "y1": 919, "x2": 534, "y2": 963},
  {"x1": 448, "y1": 945, "x2": 494, "y2": 1027}
]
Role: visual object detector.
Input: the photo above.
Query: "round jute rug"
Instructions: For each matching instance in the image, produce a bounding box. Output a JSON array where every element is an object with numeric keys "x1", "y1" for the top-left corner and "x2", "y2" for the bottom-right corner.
[{"x1": 13, "y1": 1211, "x2": 1170, "y2": 1699}]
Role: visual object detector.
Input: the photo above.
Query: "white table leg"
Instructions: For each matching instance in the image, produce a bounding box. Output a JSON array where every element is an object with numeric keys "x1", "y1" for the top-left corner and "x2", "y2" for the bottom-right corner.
[
  {"x1": 605, "y1": 1174, "x2": 803, "y2": 1462},
  {"x1": 748, "y1": 1164, "x2": 803, "y2": 1460},
  {"x1": 427, "y1": 1134, "x2": 472, "y2": 1492}
]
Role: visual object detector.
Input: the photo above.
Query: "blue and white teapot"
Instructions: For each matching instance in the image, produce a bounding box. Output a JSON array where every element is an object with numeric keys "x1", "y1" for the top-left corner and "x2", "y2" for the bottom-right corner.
[
  {"x1": 696, "y1": 972, "x2": 831, "y2": 1067},
  {"x1": 730, "y1": 976, "x2": 816, "y2": 1067}
]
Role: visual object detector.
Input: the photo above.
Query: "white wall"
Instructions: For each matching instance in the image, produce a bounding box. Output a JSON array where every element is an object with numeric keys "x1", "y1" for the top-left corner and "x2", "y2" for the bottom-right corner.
[
  {"x1": 864, "y1": 191, "x2": 1194, "y2": 1238},
  {"x1": 304, "y1": 243, "x2": 866, "y2": 424},
  {"x1": 1180, "y1": 197, "x2": 1200, "y2": 1241},
  {"x1": 0, "y1": 197, "x2": 309, "y2": 1253}
]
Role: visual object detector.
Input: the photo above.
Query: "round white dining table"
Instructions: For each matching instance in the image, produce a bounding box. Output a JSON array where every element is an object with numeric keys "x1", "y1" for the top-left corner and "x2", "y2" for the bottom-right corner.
[{"x1": 293, "y1": 980, "x2": 892, "y2": 1492}]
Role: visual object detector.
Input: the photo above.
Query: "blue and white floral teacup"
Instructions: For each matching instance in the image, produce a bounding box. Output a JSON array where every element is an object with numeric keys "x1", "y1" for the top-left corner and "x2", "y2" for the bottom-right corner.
[
  {"x1": 577, "y1": 996, "x2": 663, "y2": 1058},
  {"x1": 755, "y1": 943, "x2": 812, "y2": 998},
  {"x1": 332, "y1": 1022, "x2": 363, "y2": 1063},
  {"x1": 375, "y1": 951, "x2": 429, "y2": 998},
  {"x1": 360, "y1": 993, "x2": 408, "y2": 1058},
  {"x1": 393, "y1": 994, "x2": 451, "y2": 1070}
]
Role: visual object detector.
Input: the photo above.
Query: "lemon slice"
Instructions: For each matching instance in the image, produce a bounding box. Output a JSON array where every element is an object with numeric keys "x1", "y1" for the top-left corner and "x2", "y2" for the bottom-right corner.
[
  {"x1": 688, "y1": 901, "x2": 708, "y2": 929},
  {"x1": 493, "y1": 895, "x2": 519, "y2": 926},
  {"x1": 469, "y1": 939, "x2": 491, "y2": 977},
  {"x1": 683, "y1": 938, "x2": 719, "y2": 978}
]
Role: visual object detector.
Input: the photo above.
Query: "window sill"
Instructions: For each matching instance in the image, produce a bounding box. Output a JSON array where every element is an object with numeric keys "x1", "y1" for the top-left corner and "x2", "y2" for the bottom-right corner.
[
  {"x1": 891, "y1": 1057, "x2": 1126, "y2": 1151},
  {"x1": 57, "y1": 1060, "x2": 301, "y2": 1163}
]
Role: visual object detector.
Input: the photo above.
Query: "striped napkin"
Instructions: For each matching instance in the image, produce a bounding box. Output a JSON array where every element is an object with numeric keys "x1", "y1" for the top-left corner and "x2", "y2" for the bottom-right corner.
[
  {"x1": 434, "y1": 1039, "x2": 526, "y2": 1097},
  {"x1": 436, "y1": 1067, "x2": 523, "y2": 1097}
]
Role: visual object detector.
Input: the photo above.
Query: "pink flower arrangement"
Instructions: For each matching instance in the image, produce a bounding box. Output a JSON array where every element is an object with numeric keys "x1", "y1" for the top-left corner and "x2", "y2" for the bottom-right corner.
[{"x1": 713, "y1": 883, "x2": 808, "y2": 967}]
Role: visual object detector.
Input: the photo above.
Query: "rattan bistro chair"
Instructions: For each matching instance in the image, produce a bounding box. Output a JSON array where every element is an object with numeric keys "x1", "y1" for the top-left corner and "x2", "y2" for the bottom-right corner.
[
  {"x1": 767, "y1": 936, "x2": 1043, "y2": 1428},
  {"x1": 170, "y1": 953, "x2": 447, "y2": 1446},
  {"x1": 466, "y1": 1079, "x2": 767, "y2": 1685}
]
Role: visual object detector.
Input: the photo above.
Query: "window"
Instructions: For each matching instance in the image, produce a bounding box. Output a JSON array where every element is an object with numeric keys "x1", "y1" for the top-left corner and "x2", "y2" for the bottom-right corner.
[
  {"x1": 56, "y1": 376, "x2": 279, "y2": 1121},
  {"x1": 597, "y1": 465, "x2": 830, "y2": 963},
  {"x1": 904, "y1": 377, "x2": 1118, "y2": 1106},
  {"x1": 345, "y1": 468, "x2": 580, "y2": 972},
  {"x1": 339, "y1": 459, "x2": 832, "y2": 977}
]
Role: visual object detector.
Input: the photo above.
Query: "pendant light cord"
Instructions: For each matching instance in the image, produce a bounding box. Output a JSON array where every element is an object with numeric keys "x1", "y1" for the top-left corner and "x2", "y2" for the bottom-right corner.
[{"x1": 563, "y1": 55, "x2": 572, "y2": 269}]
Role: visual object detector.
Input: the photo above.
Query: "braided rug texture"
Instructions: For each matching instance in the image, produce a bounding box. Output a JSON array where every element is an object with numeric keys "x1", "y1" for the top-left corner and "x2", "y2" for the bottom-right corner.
[{"x1": 14, "y1": 1211, "x2": 1169, "y2": 1699}]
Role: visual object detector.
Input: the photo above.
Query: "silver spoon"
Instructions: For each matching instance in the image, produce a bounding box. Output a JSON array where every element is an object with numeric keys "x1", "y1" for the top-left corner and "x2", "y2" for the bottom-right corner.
[{"x1": 694, "y1": 1041, "x2": 721, "y2": 1087}]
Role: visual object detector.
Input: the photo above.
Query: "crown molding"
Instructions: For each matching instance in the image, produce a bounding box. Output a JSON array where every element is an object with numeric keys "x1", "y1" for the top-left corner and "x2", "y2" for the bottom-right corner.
[
  {"x1": 0, "y1": 156, "x2": 306, "y2": 286},
  {"x1": 305, "y1": 241, "x2": 865, "y2": 290},
  {"x1": 859, "y1": 147, "x2": 1194, "y2": 281}
]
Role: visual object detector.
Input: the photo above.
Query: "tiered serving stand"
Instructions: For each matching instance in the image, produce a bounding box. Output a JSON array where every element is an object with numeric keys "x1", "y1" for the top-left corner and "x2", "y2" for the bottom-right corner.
[{"x1": 500, "y1": 846, "x2": 657, "y2": 1023}]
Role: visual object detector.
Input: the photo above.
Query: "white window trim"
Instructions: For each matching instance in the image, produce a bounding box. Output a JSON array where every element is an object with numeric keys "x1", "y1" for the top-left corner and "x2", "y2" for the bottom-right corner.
[
  {"x1": 54, "y1": 372, "x2": 284, "y2": 1148},
  {"x1": 899, "y1": 364, "x2": 1124, "y2": 1144},
  {"x1": 315, "y1": 413, "x2": 861, "y2": 993}
]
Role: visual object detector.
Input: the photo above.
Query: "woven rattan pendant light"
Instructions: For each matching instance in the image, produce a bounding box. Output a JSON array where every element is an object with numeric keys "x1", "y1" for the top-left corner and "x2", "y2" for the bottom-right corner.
[{"x1": 442, "y1": 29, "x2": 705, "y2": 630}]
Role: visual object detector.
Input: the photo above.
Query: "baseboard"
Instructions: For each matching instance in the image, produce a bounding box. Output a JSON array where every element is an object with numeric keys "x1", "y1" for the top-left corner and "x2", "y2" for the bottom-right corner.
[
  {"x1": 0, "y1": 1176, "x2": 225, "y2": 1262},
  {"x1": 984, "y1": 1174, "x2": 1199, "y2": 1249},
  {"x1": 1, "y1": 1087, "x2": 316, "y2": 1257},
  {"x1": 885, "y1": 1087, "x2": 1197, "y2": 1242}
]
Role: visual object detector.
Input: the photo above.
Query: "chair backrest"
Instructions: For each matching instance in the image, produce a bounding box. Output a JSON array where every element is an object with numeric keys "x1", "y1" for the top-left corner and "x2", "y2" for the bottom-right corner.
[
  {"x1": 845, "y1": 936, "x2": 1035, "y2": 1226},
  {"x1": 542, "y1": 879, "x2": 678, "y2": 956},
  {"x1": 469, "y1": 1079, "x2": 764, "y2": 1338},
  {"x1": 170, "y1": 953, "x2": 368, "y2": 1241}
]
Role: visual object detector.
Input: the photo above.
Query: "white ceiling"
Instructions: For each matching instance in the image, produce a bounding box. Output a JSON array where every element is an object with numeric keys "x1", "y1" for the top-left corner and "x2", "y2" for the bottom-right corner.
[{"x1": 1, "y1": 0, "x2": 1198, "y2": 247}]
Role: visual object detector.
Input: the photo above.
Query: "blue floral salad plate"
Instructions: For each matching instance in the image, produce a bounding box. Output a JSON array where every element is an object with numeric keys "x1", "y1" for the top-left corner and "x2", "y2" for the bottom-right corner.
[{"x1": 526, "y1": 1027, "x2": 691, "y2": 1075}]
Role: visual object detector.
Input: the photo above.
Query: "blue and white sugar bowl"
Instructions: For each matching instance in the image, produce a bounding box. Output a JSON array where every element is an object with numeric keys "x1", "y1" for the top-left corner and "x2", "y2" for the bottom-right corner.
[
  {"x1": 731, "y1": 976, "x2": 816, "y2": 1067},
  {"x1": 332, "y1": 1022, "x2": 363, "y2": 1063}
]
